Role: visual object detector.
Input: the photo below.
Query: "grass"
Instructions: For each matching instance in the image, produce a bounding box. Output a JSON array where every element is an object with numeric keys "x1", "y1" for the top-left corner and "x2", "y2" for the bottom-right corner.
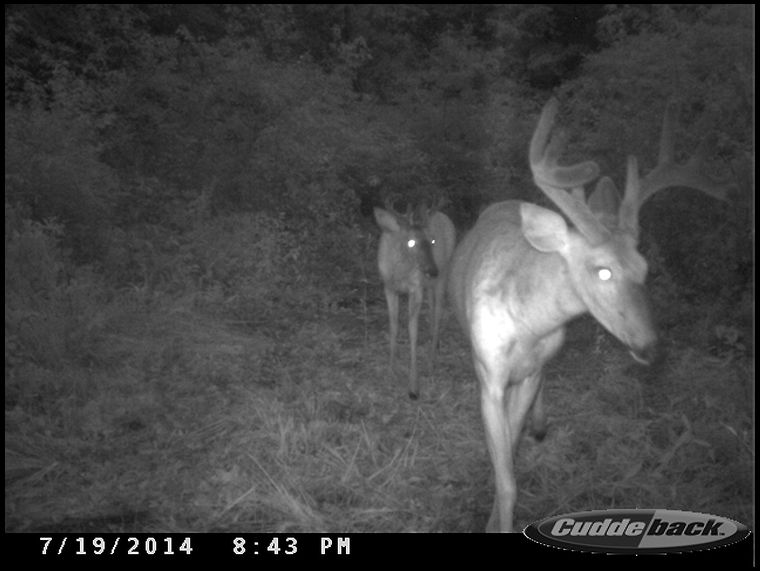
[{"x1": 5, "y1": 287, "x2": 754, "y2": 533}]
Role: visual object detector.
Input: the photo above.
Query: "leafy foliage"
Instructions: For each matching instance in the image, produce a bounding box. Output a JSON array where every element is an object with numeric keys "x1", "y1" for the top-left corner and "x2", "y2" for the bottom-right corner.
[
  {"x1": 5, "y1": 205, "x2": 108, "y2": 369},
  {"x1": 559, "y1": 4, "x2": 752, "y2": 302},
  {"x1": 5, "y1": 105, "x2": 117, "y2": 263},
  {"x1": 5, "y1": 2, "x2": 751, "y2": 359}
]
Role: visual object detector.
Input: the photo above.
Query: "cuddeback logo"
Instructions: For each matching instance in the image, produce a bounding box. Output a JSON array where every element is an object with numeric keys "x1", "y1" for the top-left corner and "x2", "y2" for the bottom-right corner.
[{"x1": 524, "y1": 509, "x2": 750, "y2": 553}]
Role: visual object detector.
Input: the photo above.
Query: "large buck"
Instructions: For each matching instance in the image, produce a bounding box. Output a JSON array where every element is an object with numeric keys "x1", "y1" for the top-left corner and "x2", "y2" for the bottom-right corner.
[
  {"x1": 375, "y1": 201, "x2": 456, "y2": 399},
  {"x1": 448, "y1": 98, "x2": 730, "y2": 532}
]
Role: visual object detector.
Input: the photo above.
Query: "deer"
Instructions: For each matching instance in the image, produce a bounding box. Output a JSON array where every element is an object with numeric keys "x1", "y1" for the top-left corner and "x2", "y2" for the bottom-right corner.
[
  {"x1": 375, "y1": 201, "x2": 456, "y2": 399},
  {"x1": 421, "y1": 202, "x2": 458, "y2": 363},
  {"x1": 447, "y1": 98, "x2": 731, "y2": 532}
]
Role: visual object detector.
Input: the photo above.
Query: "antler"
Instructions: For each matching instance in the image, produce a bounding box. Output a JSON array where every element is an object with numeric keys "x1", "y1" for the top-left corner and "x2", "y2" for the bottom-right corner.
[
  {"x1": 416, "y1": 195, "x2": 450, "y2": 226},
  {"x1": 587, "y1": 176, "x2": 621, "y2": 230},
  {"x1": 619, "y1": 101, "x2": 733, "y2": 238},
  {"x1": 383, "y1": 196, "x2": 400, "y2": 216},
  {"x1": 430, "y1": 195, "x2": 450, "y2": 213},
  {"x1": 529, "y1": 98, "x2": 606, "y2": 245},
  {"x1": 415, "y1": 202, "x2": 430, "y2": 226},
  {"x1": 383, "y1": 195, "x2": 415, "y2": 224}
]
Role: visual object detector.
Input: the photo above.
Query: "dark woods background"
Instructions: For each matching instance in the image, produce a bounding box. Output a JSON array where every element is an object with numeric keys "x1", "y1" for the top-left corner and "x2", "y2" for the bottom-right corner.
[
  {"x1": 6, "y1": 5, "x2": 752, "y2": 313},
  {"x1": 5, "y1": 4, "x2": 754, "y2": 534}
]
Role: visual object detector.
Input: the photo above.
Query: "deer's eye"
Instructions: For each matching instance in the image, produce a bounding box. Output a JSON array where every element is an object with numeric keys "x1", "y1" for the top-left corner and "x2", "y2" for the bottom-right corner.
[
  {"x1": 407, "y1": 239, "x2": 416, "y2": 248},
  {"x1": 596, "y1": 267, "x2": 612, "y2": 281}
]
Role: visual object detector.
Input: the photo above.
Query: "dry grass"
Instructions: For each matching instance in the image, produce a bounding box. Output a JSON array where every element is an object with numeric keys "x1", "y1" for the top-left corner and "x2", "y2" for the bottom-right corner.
[{"x1": 5, "y1": 293, "x2": 754, "y2": 533}]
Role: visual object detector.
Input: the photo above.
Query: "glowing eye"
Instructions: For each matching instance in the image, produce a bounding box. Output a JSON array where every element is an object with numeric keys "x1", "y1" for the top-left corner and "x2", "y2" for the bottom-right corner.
[
  {"x1": 597, "y1": 268, "x2": 612, "y2": 281},
  {"x1": 407, "y1": 239, "x2": 416, "y2": 248},
  {"x1": 431, "y1": 239, "x2": 436, "y2": 245}
]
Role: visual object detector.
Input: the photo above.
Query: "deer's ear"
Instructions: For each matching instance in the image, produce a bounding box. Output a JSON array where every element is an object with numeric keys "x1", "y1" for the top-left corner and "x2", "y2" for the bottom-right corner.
[
  {"x1": 374, "y1": 208, "x2": 401, "y2": 233},
  {"x1": 520, "y1": 203, "x2": 569, "y2": 253}
]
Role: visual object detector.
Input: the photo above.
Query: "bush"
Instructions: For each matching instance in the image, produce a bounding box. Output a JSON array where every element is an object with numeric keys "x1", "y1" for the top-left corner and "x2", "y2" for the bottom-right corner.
[
  {"x1": 5, "y1": 205, "x2": 108, "y2": 369},
  {"x1": 5, "y1": 105, "x2": 117, "y2": 264},
  {"x1": 187, "y1": 212, "x2": 301, "y2": 305}
]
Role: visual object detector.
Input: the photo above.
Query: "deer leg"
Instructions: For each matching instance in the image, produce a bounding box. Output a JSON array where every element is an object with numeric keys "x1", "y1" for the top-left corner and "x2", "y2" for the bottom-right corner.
[
  {"x1": 427, "y1": 283, "x2": 436, "y2": 361},
  {"x1": 482, "y1": 366, "x2": 544, "y2": 533},
  {"x1": 408, "y1": 287, "x2": 423, "y2": 399},
  {"x1": 507, "y1": 372, "x2": 544, "y2": 444},
  {"x1": 430, "y1": 279, "x2": 444, "y2": 363},
  {"x1": 528, "y1": 382, "x2": 548, "y2": 441},
  {"x1": 384, "y1": 288, "x2": 399, "y2": 375},
  {"x1": 476, "y1": 357, "x2": 516, "y2": 533}
]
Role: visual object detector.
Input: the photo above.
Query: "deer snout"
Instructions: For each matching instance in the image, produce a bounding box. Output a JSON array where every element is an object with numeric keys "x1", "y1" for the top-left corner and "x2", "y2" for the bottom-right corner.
[
  {"x1": 621, "y1": 283, "x2": 659, "y2": 365},
  {"x1": 629, "y1": 340, "x2": 659, "y2": 366}
]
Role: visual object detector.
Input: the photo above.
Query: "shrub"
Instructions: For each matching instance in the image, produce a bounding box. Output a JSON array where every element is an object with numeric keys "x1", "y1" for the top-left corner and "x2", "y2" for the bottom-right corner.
[
  {"x1": 5, "y1": 105, "x2": 117, "y2": 264},
  {"x1": 5, "y1": 205, "x2": 107, "y2": 369}
]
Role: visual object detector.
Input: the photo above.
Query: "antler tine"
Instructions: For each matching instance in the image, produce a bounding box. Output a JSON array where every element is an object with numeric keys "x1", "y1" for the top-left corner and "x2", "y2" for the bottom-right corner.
[
  {"x1": 383, "y1": 195, "x2": 411, "y2": 225},
  {"x1": 403, "y1": 202, "x2": 414, "y2": 223},
  {"x1": 529, "y1": 98, "x2": 607, "y2": 244},
  {"x1": 430, "y1": 194, "x2": 449, "y2": 213},
  {"x1": 587, "y1": 176, "x2": 622, "y2": 231},
  {"x1": 415, "y1": 201, "x2": 430, "y2": 225},
  {"x1": 383, "y1": 196, "x2": 398, "y2": 215},
  {"x1": 529, "y1": 97, "x2": 560, "y2": 169},
  {"x1": 571, "y1": 187, "x2": 586, "y2": 202},
  {"x1": 645, "y1": 101, "x2": 734, "y2": 202},
  {"x1": 621, "y1": 101, "x2": 733, "y2": 235},
  {"x1": 619, "y1": 156, "x2": 641, "y2": 237}
]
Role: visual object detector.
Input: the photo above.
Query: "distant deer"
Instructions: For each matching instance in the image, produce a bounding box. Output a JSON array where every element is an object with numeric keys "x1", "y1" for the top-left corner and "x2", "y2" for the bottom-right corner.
[
  {"x1": 375, "y1": 201, "x2": 456, "y2": 399},
  {"x1": 448, "y1": 98, "x2": 731, "y2": 532},
  {"x1": 420, "y1": 201, "x2": 457, "y2": 363}
]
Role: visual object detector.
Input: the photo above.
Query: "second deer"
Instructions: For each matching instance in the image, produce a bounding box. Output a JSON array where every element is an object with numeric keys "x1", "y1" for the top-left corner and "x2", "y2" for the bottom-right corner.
[{"x1": 375, "y1": 202, "x2": 456, "y2": 399}]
